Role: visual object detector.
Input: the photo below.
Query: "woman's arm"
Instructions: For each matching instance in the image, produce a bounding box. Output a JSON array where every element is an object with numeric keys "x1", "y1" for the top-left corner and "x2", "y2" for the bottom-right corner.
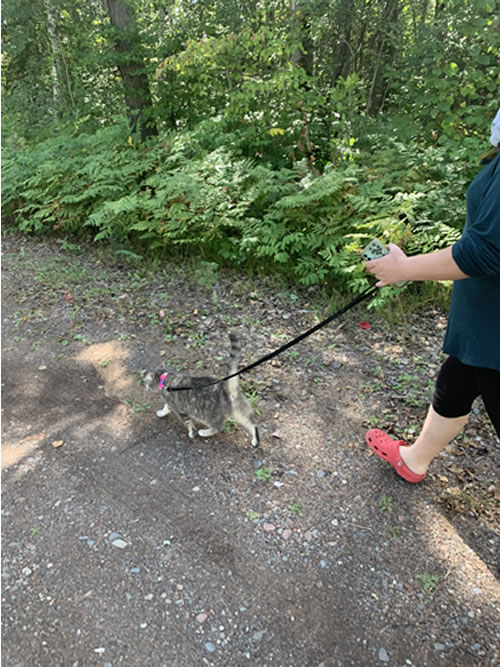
[{"x1": 365, "y1": 244, "x2": 469, "y2": 287}]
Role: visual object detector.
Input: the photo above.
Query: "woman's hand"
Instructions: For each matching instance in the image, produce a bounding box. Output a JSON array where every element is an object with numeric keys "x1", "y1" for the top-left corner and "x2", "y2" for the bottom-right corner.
[{"x1": 365, "y1": 243, "x2": 408, "y2": 287}]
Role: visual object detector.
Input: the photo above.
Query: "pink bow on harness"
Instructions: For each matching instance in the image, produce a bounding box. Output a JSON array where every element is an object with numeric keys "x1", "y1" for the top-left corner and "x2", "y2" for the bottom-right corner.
[{"x1": 158, "y1": 373, "x2": 168, "y2": 390}]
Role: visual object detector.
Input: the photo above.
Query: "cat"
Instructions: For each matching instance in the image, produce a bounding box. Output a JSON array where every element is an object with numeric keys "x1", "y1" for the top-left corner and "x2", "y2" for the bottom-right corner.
[{"x1": 144, "y1": 332, "x2": 260, "y2": 447}]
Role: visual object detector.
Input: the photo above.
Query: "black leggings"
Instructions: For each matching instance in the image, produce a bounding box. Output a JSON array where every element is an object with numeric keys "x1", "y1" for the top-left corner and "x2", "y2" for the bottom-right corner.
[{"x1": 432, "y1": 356, "x2": 500, "y2": 439}]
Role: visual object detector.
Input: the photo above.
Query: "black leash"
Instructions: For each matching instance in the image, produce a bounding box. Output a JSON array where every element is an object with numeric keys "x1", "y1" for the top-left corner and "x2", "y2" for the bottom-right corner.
[{"x1": 165, "y1": 282, "x2": 379, "y2": 392}]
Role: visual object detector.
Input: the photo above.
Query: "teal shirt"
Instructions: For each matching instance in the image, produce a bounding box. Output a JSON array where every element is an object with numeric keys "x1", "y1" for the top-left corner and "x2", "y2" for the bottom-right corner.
[{"x1": 443, "y1": 152, "x2": 500, "y2": 371}]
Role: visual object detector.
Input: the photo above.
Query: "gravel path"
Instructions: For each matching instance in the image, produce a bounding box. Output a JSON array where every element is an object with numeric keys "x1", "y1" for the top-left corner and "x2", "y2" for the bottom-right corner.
[{"x1": 2, "y1": 235, "x2": 499, "y2": 666}]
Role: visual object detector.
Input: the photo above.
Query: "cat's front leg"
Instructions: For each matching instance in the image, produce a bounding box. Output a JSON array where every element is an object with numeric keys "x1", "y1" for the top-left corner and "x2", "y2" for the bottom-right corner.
[
  {"x1": 156, "y1": 403, "x2": 171, "y2": 418},
  {"x1": 186, "y1": 420, "x2": 196, "y2": 439}
]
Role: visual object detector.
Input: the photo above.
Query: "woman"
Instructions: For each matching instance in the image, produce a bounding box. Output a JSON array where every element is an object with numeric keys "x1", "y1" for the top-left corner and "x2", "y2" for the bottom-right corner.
[{"x1": 364, "y1": 109, "x2": 500, "y2": 483}]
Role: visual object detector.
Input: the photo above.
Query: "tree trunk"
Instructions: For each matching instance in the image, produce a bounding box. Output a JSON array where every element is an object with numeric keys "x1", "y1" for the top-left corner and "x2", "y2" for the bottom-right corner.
[
  {"x1": 104, "y1": 0, "x2": 157, "y2": 141},
  {"x1": 290, "y1": 0, "x2": 314, "y2": 76},
  {"x1": 366, "y1": 0, "x2": 400, "y2": 116},
  {"x1": 331, "y1": 0, "x2": 355, "y2": 85},
  {"x1": 45, "y1": 0, "x2": 60, "y2": 110}
]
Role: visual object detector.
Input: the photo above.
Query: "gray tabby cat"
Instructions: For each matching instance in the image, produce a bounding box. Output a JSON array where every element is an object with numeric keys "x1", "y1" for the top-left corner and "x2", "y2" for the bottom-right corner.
[{"x1": 145, "y1": 332, "x2": 260, "y2": 447}]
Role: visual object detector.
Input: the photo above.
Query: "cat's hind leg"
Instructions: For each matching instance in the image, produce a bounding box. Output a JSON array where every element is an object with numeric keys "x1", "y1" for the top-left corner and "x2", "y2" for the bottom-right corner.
[
  {"x1": 181, "y1": 417, "x2": 196, "y2": 439},
  {"x1": 235, "y1": 415, "x2": 260, "y2": 447},
  {"x1": 198, "y1": 427, "x2": 218, "y2": 438}
]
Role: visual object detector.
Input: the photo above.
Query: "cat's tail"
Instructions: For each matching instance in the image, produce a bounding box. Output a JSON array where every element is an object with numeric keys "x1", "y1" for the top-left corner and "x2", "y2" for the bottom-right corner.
[{"x1": 226, "y1": 331, "x2": 241, "y2": 395}]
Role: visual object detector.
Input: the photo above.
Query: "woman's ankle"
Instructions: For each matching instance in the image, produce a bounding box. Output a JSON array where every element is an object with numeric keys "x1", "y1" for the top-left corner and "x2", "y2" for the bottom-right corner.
[{"x1": 399, "y1": 445, "x2": 430, "y2": 476}]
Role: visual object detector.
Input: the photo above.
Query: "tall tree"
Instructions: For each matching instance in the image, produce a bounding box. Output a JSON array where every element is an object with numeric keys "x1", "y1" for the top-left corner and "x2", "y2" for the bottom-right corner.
[
  {"x1": 104, "y1": 0, "x2": 157, "y2": 141},
  {"x1": 366, "y1": 0, "x2": 400, "y2": 115}
]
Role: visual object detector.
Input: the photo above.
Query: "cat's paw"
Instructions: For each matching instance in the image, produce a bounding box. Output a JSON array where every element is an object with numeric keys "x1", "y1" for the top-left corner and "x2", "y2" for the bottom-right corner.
[
  {"x1": 198, "y1": 428, "x2": 217, "y2": 438},
  {"x1": 156, "y1": 405, "x2": 171, "y2": 417}
]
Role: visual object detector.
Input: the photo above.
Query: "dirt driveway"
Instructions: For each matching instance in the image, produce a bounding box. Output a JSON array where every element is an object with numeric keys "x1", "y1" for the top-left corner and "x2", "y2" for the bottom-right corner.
[{"x1": 2, "y1": 235, "x2": 499, "y2": 666}]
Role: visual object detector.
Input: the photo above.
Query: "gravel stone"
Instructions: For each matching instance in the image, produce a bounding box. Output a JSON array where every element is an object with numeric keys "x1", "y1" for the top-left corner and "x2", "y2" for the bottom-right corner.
[
  {"x1": 111, "y1": 539, "x2": 128, "y2": 549},
  {"x1": 378, "y1": 648, "x2": 389, "y2": 662}
]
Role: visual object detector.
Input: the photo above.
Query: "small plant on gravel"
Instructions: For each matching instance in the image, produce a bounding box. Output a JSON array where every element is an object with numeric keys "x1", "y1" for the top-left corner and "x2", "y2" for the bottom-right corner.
[
  {"x1": 378, "y1": 495, "x2": 393, "y2": 513},
  {"x1": 244, "y1": 389, "x2": 262, "y2": 415},
  {"x1": 57, "y1": 239, "x2": 82, "y2": 253},
  {"x1": 195, "y1": 261, "x2": 219, "y2": 290},
  {"x1": 129, "y1": 272, "x2": 150, "y2": 290},
  {"x1": 288, "y1": 349, "x2": 299, "y2": 361},
  {"x1": 288, "y1": 503, "x2": 303, "y2": 517},
  {"x1": 73, "y1": 333, "x2": 92, "y2": 346},
  {"x1": 416, "y1": 573, "x2": 440, "y2": 593},
  {"x1": 255, "y1": 467, "x2": 273, "y2": 481},
  {"x1": 223, "y1": 419, "x2": 235, "y2": 433},
  {"x1": 125, "y1": 399, "x2": 152, "y2": 414},
  {"x1": 387, "y1": 525, "x2": 402, "y2": 539},
  {"x1": 185, "y1": 334, "x2": 207, "y2": 349},
  {"x1": 245, "y1": 511, "x2": 260, "y2": 521}
]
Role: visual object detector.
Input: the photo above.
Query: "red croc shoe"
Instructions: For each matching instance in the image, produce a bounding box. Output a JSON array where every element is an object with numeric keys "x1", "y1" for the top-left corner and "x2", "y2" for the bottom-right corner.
[{"x1": 365, "y1": 428, "x2": 426, "y2": 484}]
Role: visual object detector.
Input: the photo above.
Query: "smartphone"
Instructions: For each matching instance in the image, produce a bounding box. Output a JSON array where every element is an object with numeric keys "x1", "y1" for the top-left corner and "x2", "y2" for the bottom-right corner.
[
  {"x1": 362, "y1": 238, "x2": 390, "y2": 261},
  {"x1": 361, "y1": 239, "x2": 406, "y2": 287}
]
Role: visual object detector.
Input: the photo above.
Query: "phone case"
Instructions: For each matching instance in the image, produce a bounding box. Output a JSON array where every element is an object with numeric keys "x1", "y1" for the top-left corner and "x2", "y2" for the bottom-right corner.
[
  {"x1": 361, "y1": 239, "x2": 389, "y2": 261},
  {"x1": 361, "y1": 240, "x2": 406, "y2": 287}
]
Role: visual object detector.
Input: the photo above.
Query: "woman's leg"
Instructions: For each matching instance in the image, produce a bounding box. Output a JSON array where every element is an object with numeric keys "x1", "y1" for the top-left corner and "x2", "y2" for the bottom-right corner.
[
  {"x1": 399, "y1": 405, "x2": 469, "y2": 475},
  {"x1": 475, "y1": 367, "x2": 500, "y2": 439},
  {"x1": 399, "y1": 357, "x2": 478, "y2": 475}
]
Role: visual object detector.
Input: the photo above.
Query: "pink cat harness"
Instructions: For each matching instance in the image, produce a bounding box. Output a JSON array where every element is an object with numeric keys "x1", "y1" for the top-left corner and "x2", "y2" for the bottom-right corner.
[{"x1": 158, "y1": 373, "x2": 168, "y2": 390}]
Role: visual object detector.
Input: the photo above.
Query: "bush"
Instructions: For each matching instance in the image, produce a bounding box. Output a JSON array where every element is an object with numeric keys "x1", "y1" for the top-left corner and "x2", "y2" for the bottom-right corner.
[{"x1": 3, "y1": 118, "x2": 485, "y2": 305}]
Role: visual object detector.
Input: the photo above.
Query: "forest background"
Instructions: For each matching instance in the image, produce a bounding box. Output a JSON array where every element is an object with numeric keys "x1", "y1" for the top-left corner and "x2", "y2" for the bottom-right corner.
[{"x1": 2, "y1": 0, "x2": 499, "y2": 301}]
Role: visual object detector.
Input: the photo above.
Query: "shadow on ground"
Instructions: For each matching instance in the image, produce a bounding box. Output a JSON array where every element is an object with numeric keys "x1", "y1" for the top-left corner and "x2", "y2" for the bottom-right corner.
[{"x1": 3, "y1": 339, "x2": 499, "y2": 667}]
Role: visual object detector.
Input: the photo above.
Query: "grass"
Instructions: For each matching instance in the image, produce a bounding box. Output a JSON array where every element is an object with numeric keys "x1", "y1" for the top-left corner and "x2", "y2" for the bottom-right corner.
[
  {"x1": 185, "y1": 334, "x2": 207, "y2": 349},
  {"x1": 378, "y1": 495, "x2": 393, "y2": 513},
  {"x1": 223, "y1": 419, "x2": 235, "y2": 433},
  {"x1": 125, "y1": 399, "x2": 152, "y2": 414},
  {"x1": 416, "y1": 573, "x2": 439, "y2": 593},
  {"x1": 288, "y1": 503, "x2": 303, "y2": 517},
  {"x1": 387, "y1": 525, "x2": 402, "y2": 538},
  {"x1": 34, "y1": 257, "x2": 90, "y2": 289},
  {"x1": 243, "y1": 388, "x2": 262, "y2": 415},
  {"x1": 255, "y1": 467, "x2": 273, "y2": 481}
]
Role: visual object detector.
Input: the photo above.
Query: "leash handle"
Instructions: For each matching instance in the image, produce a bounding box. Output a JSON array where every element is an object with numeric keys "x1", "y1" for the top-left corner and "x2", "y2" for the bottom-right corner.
[{"x1": 164, "y1": 283, "x2": 378, "y2": 392}]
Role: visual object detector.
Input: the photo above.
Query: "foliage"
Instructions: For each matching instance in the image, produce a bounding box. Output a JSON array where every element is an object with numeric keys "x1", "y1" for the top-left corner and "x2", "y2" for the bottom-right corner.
[
  {"x1": 3, "y1": 115, "x2": 488, "y2": 305},
  {"x1": 2, "y1": 0, "x2": 498, "y2": 305}
]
